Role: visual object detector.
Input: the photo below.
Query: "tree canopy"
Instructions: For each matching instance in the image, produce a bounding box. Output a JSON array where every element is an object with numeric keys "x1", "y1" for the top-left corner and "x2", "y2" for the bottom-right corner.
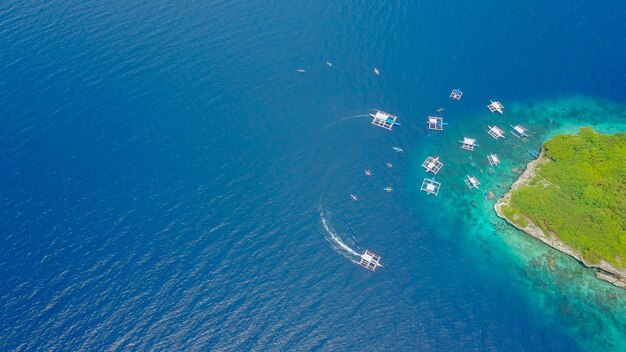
[{"x1": 508, "y1": 127, "x2": 626, "y2": 268}]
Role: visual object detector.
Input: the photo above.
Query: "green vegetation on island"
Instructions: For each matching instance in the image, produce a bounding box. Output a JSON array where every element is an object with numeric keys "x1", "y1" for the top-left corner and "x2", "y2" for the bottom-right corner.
[{"x1": 504, "y1": 127, "x2": 626, "y2": 269}]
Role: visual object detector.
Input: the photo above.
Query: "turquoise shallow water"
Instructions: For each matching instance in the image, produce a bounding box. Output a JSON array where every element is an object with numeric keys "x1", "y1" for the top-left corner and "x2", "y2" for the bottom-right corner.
[
  {"x1": 404, "y1": 96, "x2": 626, "y2": 351},
  {"x1": 1, "y1": 0, "x2": 626, "y2": 350}
]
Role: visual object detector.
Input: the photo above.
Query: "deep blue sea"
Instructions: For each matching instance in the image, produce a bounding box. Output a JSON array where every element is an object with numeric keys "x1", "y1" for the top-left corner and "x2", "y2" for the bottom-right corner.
[{"x1": 2, "y1": 1, "x2": 626, "y2": 351}]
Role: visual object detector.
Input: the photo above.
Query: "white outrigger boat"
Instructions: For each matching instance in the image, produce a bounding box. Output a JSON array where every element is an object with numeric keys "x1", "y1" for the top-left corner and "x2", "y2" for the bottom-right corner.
[
  {"x1": 297, "y1": 69, "x2": 305, "y2": 73},
  {"x1": 465, "y1": 175, "x2": 480, "y2": 189},
  {"x1": 364, "y1": 169, "x2": 372, "y2": 176},
  {"x1": 420, "y1": 178, "x2": 441, "y2": 196},
  {"x1": 370, "y1": 110, "x2": 399, "y2": 130},
  {"x1": 487, "y1": 100, "x2": 504, "y2": 114},
  {"x1": 384, "y1": 186, "x2": 394, "y2": 192},
  {"x1": 487, "y1": 125, "x2": 506, "y2": 140},
  {"x1": 385, "y1": 162, "x2": 393, "y2": 168},
  {"x1": 487, "y1": 154, "x2": 500, "y2": 166},
  {"x1": 392, "y1": 146, "x2": 404, "y2": 152},
  {"x1": 350, "y1": 194, "x2": 358, "y2": 201},
  {"x1": 374, "y1": 68, "x2": 380, "y2": 75},
  {"x1": 421, "y1": 156, "x2": 443, "y2": 175},
  {"x1": 326, "y1": 61, "x2": 333, "y2": 67},
  {"x1": 427, "y1": 116, "x2": 446, "y2": 131},
  {"x1": 450, "y1": 88, "x2": 463, "y2": 100},
  {"x1": 359, "y1": 250, "x2": 383, "y2": 271},
  {"x1": 511, "y1": 125, "x2": 529, "y2": 138},
  {"x1": 459, "y1": 137, "x2": 478, "y2": 151}
]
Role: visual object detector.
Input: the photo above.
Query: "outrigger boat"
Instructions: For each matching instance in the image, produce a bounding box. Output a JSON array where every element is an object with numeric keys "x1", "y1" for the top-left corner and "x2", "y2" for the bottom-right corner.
[
  {"x1": 487, "y1": 125, "x2": 505, "y2": 140},
  {"x1": 427, "y1": 116, "x2": 446, "y2": 131},
  {"x1": 449, "y1": 88, "x2": 463, "y2": 100},
  {"x1": 326, "y1": 61, "x2": 333, "y2": 67},
  {"x1": 359, "y1": 250, "x2": 382, "y2": 271},
  {"x1": 374, "y1": 68, "x2": 380, "y2": 75},
  {"x1": 384, "y1": 186, "x2": 394, "y2": 192},
  {"x1": 297, "y1": 69, "x2": 305, "y2": 73},
  {"x1": 420, "y1": 178, "x2": 441, "y2": 196},
  {"x1": 459, "y1": 137, "x2": 479, "y2": 151},
  {"x1": 364, "y1": 169, "x2": 372, "y2": 176},
  {"x1": 370, "y1": 110, "x2": 399, "y2": 130},
  {"x1": 392, "y1": 147, "x2": 404, "y2": 152},
  {"x1": 487, "y1": 154, "x2": 500, "y2": 166},
  {"x1": 350, "y1": 194, "x2": 358, "y2": 201},
  {"x1": 386, "y1": 162, "x2": 393, "y2": 168},
  {"x1": 465, "y1": 175, "x2": 480, "y2": 189},
  {"x1": 511, "y1": 125, "x2": 529, "y2": 138},
  {"x1": 528, "y1": 149, "x2": 539, "y2": 158},
  {"x1": 422, "y1": 156, "x2": 443, "y2": 174},
  {"x1": 487, "y1": 100, "x2": 504, "y2": 114}
]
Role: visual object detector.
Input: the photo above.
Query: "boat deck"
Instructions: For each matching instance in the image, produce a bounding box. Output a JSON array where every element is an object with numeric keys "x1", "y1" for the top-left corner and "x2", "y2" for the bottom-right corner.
[
  {"x1": 422, "y1": 156, "x2": 443, "y2": 174},
  {"x1": 370, "y1": 111, "x2": 397, "y2": 130},
  {"x1": 359, "y1": 250, "x2": 382, "y2": 271},
  {"x1": 420, "y1": 178, "x2": 441, "y2": 196}
]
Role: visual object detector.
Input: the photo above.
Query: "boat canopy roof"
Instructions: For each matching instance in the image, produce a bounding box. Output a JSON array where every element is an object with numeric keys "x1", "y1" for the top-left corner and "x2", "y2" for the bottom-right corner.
[
  {"x1": 463, "y1": 137, "x2": 476, "y2": 145},
  {"x1": 373, "y1": 111, "x2": 390, "y2": 119}
]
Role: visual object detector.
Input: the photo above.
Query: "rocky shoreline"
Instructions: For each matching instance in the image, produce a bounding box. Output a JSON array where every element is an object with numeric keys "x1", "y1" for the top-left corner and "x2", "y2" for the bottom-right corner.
[{"x1": 494, "y1": 151, "x2": 626, "y2": 289}]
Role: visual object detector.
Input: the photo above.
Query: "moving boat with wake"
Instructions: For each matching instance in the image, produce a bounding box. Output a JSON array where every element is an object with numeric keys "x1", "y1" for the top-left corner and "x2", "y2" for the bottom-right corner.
[{"x1": 359, "y1": 250, "x2": 383, "y2": 271}]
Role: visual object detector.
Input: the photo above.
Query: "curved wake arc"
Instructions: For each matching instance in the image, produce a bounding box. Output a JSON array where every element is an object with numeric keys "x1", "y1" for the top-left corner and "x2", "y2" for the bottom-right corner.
[
  {"x1": 322, "y1": 114, "x2": 371, "y2": 131},
  {"x1": 319, "y1": 211, "x2": 361, "y2": 263}
]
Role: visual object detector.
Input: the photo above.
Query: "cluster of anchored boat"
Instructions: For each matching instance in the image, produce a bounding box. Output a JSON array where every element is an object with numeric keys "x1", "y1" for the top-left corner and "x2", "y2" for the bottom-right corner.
[
  {"x1": 305, "y1": 65, "x2": 538, "y2": 272},
  {"x1": 369, "y1": 89, "x2": 538, "y2": 202},
  {"x1": 420, "y1": 95, "x2": 533, "y2": 195},
  {"x1": 427, "y1": 95, "x2": 538, "y2": 195},
  {"x1": 352, "y1": 89, "x2": 538, "y2": 271},
  {"x1": 356, "y1": 90, "x2": 543, "y2": 271}
]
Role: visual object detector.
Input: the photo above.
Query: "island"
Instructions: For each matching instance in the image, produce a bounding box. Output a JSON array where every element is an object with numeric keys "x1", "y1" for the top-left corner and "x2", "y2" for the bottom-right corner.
[{"x1": 495, "y1": 127, "x2": 626, "y2": 288}]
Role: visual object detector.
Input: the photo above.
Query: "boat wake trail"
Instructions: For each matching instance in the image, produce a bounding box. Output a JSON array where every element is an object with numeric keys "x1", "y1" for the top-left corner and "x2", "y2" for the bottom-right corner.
[
  {"x1": 320, "y1": 211, "x2": 361, "y2": 263},
  {"x1": 322, "y1": 114, "x2": 370, "y2": 131}
]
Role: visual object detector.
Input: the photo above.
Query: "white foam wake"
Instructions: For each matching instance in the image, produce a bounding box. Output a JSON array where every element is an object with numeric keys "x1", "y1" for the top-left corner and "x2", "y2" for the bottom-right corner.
[
  {"x1": 320, "y1": 211, "x2": 359, "y2": 257},
  {"x1": 322, "y1": 114, "x2": 370, "y2": 131}
]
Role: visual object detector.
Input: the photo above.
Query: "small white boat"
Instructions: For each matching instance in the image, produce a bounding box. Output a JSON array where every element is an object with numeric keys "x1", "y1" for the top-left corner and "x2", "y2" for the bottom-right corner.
[
  {"x1": 350, "y1": 194, "x2": 358, "y2": 201},
  {"x1": 297, "y1": 69, "x2": 306, "y2": 73},
  {"x1": 384, "y1": 186, "x2": 393, "y2": 192},
  {"x1": 364, "y1": 169, "x2": 372, "y2": 176},
  {"x1": 374, "y1": 68, "x2": 380, "y2": 75},
  {"x1": 386, "y1": 162, "x2": 393, "y2": 168},
  {"x1": 326, "y1": 61, "x2": 333, "y2": 67},
  {"x1": 392, "y1": 147, "x2": 404, "y2": 152}
]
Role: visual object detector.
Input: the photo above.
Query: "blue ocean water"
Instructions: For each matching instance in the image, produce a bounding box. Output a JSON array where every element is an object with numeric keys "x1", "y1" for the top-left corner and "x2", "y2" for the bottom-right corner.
[{"x1": 1, "y1": 0, "x2": 626, "y2": 350}]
